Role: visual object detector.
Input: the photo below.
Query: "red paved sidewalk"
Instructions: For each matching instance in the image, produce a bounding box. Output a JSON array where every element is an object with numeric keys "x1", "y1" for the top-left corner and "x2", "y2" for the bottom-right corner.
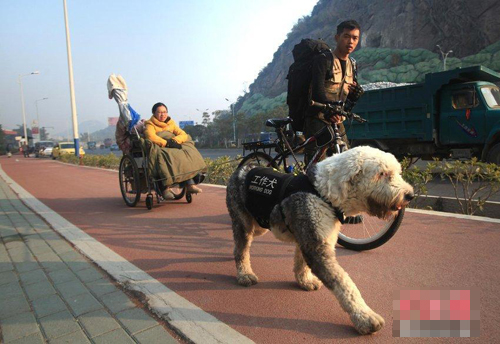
[{"x1": 1, "y1": 156, "x2": 499, "y2": 343}]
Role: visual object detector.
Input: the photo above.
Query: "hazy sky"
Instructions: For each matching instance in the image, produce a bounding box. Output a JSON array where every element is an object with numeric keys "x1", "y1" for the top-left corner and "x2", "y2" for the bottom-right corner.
[{"x1": 0, "y1": 0, "x2": 317, "y2": 137}]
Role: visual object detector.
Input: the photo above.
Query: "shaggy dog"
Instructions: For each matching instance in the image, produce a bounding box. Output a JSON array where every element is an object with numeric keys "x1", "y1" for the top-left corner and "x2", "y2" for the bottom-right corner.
[{"x1": 226, "y1": 146, "x2": 414, "y2": 335}]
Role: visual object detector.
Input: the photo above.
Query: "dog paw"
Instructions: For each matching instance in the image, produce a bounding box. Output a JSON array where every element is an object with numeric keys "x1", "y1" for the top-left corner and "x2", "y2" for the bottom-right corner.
[
  {"x1": 350, "y1": 308, "x2": 385, "y2": 335},
  {"x1": 237, "y1": 273, "x2": 259, "y2": 287},
  {"x1": 297, "y1": 275, "x2": 323, "y2": 291}
]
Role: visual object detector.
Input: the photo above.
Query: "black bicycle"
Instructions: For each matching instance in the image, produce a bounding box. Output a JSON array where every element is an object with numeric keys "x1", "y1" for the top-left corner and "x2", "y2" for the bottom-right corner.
[{"x1": 239, "y1": 101, "x2": 405, "y2": 251}]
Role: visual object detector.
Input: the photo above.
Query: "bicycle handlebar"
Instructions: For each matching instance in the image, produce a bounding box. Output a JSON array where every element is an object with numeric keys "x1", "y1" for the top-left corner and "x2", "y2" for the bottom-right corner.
[{"x1": 310, "y1": 100, "x2": 368, "y2": 123}]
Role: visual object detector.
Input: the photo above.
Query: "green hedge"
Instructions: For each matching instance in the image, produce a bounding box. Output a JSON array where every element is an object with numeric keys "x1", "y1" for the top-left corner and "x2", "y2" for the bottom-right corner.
[
  {"x1": 58, "y1": 153, "x2": 241, "y2": 186},
  {"x1": 59, "y1": 153, "x2": 120, "y2": 170}
]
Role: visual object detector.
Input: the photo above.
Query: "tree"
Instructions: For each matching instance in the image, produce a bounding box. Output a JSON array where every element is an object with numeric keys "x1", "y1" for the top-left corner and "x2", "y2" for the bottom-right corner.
[
  {"x1": 268, "y1": 104, "x2": 288, "y2": 118},
  {"x1": 184, "y1": 124, "x2": 205, "y2": 142},
  {"x1": 80, "y1": 132, "x2": 91, "y2": 142},
  {"x1": 40, "y1": 128, "x2": 50, "y2": 141},
  {"x1": 235, "y1": 111, "x2": 248, "y2": 142},
  {"x1": 201, "y1": 111, "x2": 211, "y2": 127},
  {"x1": 212, "y1": 110, "x2": 234, "y2": 147},
  {"x1": 183, "y1": 104, "x2": 288, "y2": 147},
  {"x1": 15, "y1": 125, "x2": 32, "y2": 144}
]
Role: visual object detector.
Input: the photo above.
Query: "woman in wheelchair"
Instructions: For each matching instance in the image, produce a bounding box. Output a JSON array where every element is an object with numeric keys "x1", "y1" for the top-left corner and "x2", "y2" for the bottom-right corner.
[{"x1": 145, "y1": 102, "x2": 203, "y2": 199}]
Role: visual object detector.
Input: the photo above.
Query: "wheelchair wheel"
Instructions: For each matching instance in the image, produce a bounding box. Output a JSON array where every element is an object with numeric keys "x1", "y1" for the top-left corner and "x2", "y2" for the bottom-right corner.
[
  {"x1": 146, "y1": 194, "x2": 153, "y2": 210},
  {"x1": 119, "y1": 154, "x2": 141, "y2": 207},
  {"x1": 186, "y1": 192, "x2": 192, "y2": 203}
]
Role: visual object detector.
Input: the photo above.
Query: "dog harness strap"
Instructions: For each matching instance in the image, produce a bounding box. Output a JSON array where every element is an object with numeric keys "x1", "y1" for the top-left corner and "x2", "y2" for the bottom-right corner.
[
  {"x1": 317, "y1": 194, "x2": 345, "y2": 224},
  {"x1": 285, "y1": 173, "x2": 346, "y2": 224}
]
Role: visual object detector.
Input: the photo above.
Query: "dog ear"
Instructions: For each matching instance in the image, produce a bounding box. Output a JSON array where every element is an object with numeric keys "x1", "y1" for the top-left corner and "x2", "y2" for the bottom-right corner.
[{"x1": 321, "y1": 156, "x2": 362, "y2": 205}]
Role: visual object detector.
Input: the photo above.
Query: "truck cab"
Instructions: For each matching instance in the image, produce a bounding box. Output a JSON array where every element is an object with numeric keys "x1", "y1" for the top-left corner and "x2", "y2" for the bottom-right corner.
[
  {"x1": 350, "y1": 66, "x2": 500, "y2": 163},
  {"x1": 439, "y1": 81, "x2": 500, "y2": 158}
]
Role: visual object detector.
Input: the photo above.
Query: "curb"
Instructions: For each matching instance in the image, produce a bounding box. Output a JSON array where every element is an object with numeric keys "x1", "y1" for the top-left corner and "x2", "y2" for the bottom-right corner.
[{"x1": 0, "y1": 164, "x2": 254, "y2": 344}]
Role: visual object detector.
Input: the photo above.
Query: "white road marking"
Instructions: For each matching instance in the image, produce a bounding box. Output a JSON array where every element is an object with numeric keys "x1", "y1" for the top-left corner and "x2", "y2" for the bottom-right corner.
[{"x1": 405, "y1": 207, "x2": 500, "y2": 224}]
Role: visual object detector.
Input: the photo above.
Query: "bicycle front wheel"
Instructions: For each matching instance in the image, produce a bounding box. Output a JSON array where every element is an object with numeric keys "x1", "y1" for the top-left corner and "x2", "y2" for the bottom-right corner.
[
  {"x1": 337, "y1": 208, "x2": 405, "y2": 251},
  {"x1": 238, "y1": 152, "x2": 277, "y2": 169}
]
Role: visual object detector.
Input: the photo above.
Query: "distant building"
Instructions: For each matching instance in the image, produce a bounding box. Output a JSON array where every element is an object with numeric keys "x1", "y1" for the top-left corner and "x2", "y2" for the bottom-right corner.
[
  {"x1": 108, "y1": 117, "x2": 119, "y2": 127},
  {"x1": 3, "y1": 129, "x2": 17, "y2": 136},
  {"x1": 3, "y1": 129, "x2": 19, "y2": 148},
  {"x1": 179, "y1": 121, "x2": 194, "y2": 129}
]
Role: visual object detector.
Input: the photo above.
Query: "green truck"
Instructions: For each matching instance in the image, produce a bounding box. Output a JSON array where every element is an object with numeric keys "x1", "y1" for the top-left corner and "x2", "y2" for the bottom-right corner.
[{"x1": 350, "y1": 66, "x2": 500, "y2": 163}]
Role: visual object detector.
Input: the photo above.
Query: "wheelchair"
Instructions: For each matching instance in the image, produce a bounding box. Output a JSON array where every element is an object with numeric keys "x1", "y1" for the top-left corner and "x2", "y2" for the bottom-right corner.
[{"x1": 118, "y1": 138, "x2": 193, "y2": 210}]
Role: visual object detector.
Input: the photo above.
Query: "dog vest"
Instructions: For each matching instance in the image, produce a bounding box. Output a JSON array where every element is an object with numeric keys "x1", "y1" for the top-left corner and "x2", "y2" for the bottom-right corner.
[{"x1": 244, "y1": 167, "x2": 320, "y2": 229}]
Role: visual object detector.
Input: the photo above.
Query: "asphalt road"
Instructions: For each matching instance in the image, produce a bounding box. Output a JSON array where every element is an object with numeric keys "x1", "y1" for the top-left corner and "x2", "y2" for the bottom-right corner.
[
  {"x1": 86, "y1": 148, "x2": 243, "y2": 160},
  {"x1": 1, "y1": 156, "x2": 499, "y2": 343}
]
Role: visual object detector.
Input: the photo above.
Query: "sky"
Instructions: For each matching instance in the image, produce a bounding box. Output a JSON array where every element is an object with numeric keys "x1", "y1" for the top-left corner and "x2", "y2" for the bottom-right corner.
[{"x1": 0, "y1": 0, "x2": 317, "y2": 138}]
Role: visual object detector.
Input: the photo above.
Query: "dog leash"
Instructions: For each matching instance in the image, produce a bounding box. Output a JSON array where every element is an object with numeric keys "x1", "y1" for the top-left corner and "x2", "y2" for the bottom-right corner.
[{"x1": 148, "y1": 156, "x2": 244, "y2": 184}]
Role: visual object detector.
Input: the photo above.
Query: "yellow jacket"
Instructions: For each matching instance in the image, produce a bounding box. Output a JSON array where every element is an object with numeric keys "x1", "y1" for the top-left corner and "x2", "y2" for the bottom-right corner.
[{"x1": 144, "y1": 115, "x2": 188, "y2": 147}]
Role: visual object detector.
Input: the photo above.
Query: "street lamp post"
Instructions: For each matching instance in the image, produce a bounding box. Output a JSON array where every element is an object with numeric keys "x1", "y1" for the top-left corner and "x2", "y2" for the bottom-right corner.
[
  {"x1": 225, "y1": 98, "x2": 236, "y2": 143},
  {"x1": 63, "y1": 0, "x2": 80, "y2": 157},
  {"x1": 35, "y1": 97, "x2": 49, "y2": 143},
  {"x1": 18, "y1": 71, "x2": 40, "y2": 147},
  {"x1": 436, "y1": 45, "x2": 453, "y2": 71}
]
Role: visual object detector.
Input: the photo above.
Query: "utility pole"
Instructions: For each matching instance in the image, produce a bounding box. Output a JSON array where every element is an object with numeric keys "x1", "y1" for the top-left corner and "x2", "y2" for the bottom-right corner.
[
  {"x1": 18, "y1": 71, "x2": 39, "y2": 147},
  {"x1": 63, "y1": 0, "x2": 80, "y2": 157}
]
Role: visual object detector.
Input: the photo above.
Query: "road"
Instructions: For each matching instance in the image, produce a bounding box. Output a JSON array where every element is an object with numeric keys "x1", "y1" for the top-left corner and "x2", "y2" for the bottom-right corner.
[
  {"x1": 86, "y1": 148, "x2": 242, "y2": 160},
  {"x1": 1, "y1": 156, "x2": 499, "y2": 343}
]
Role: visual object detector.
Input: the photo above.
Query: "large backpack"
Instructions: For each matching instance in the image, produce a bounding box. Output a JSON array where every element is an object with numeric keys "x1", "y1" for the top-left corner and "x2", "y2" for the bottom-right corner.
[
  {"x1": 286, "y1": 39, "x2": 359, "y2": 132},
  {"x1": 286, "y1": 39, "x2": 333, "y2": 132}
]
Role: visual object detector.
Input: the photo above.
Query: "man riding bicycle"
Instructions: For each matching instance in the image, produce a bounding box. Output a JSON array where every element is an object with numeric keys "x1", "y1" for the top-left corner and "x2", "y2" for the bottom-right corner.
[{"x1": 304, "y1": 19, "x2": 364, "y2": 164}]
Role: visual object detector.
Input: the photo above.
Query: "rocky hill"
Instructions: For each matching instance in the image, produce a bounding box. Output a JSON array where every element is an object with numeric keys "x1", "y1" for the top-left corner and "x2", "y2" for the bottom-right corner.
[{"x1": 242, "y1": 0, "x2": 500, "y2": 104}]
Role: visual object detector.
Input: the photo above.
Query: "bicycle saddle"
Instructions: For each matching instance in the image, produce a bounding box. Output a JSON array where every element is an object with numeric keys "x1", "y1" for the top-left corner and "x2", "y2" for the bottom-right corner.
[{"x1": 265, "y1": 118, "x2": 292, "y2": 128}]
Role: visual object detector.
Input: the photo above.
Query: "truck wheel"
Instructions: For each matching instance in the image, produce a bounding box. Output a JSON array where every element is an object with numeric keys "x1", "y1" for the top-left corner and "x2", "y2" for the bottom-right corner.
[{"x1": 486, "y1": 143, "x2": 500, "y2": 165}]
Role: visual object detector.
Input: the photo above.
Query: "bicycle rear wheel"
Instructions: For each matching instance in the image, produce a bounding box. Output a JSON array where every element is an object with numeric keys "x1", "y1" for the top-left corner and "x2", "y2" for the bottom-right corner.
[
  {"x1": 337, "y1": 208, "x2": 405, "y2": 251},
  {"x1": 238, "y1": 152, "x2": 277, "y2": 169}
]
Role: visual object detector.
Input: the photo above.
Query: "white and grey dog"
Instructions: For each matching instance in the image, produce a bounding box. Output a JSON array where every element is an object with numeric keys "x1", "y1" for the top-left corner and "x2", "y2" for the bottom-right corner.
[{"x1": 226, "y1": 146, "x2": 414, "y2": 335}]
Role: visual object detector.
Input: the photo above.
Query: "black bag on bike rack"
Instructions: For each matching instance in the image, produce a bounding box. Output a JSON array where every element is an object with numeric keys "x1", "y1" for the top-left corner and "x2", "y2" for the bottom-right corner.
[{"x1": 286, "y1": 39, "x2": 333, "y2": 132}]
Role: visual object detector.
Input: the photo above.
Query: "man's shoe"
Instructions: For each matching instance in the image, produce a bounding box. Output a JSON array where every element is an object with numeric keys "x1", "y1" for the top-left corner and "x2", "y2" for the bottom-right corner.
[
  {"x1": 187, "y1": 185, "x2": 202, "y2": 194},
  {"x1": 344, "y1": 215, "x2": 363, "y2": 224},
  {"x1": 162, "y1": 189, "x2": 175, "y2": 200}
]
